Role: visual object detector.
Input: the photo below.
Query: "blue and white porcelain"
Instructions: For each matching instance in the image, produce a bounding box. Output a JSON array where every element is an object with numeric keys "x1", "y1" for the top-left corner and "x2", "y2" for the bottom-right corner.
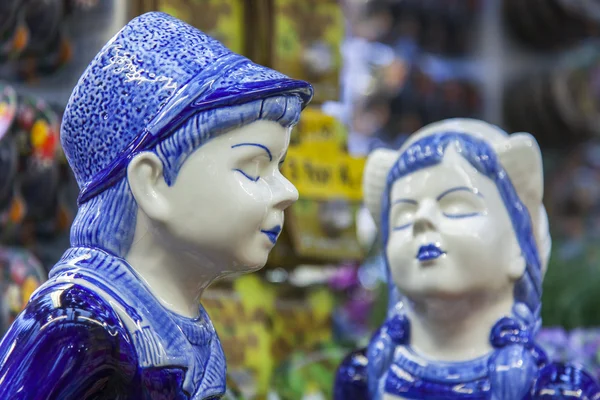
[
  {"x1": 0, "y1": 12, "x2": 312, "y2": 399},
  {"x1": 335, "y1": 119, "x2": 600, "y2": 399}
]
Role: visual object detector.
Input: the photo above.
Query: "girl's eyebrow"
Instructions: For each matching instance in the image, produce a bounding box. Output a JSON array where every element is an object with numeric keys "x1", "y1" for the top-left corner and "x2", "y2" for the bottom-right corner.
[
  {"x1": 231, "y1": 143, "x2": 272, "y2": 161},
  {"x1": 392, "y1": 198, "x2": 417, "y2": 205},
  {"x1": 436, "y1": 186, "x2": 483, "y2": 201}
]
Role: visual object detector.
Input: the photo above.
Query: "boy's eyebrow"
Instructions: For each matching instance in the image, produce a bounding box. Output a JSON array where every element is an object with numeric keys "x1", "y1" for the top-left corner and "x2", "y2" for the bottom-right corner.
[{"x1": 231, "y1": 143, "x2": 272, "y2": 161}]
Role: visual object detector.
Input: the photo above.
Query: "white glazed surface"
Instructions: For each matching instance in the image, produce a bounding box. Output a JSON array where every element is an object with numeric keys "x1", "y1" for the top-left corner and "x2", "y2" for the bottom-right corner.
[{"x1": 125, "y1": 120, "x2": 298, "y2": 318}]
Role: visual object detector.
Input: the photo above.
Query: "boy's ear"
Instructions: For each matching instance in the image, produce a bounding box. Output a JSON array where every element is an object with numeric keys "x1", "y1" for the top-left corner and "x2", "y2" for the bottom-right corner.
[{"x1": 127, "y1": 152, "x2": 171, "y2": 222}]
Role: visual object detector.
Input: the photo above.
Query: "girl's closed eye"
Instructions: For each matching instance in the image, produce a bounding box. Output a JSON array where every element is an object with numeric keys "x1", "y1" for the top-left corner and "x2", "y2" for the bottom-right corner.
[
  {"x1": 437, "y1": 187, "x2": 485, "y2": 218},
  {"x1": 391, "y1": 199, "x2": 417, "y2": 230}
]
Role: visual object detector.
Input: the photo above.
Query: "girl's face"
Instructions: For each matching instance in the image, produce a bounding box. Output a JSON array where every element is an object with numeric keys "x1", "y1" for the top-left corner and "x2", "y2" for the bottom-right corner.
[{"x1": 386, "y1": 147, "x2": 525, "y2": 301}]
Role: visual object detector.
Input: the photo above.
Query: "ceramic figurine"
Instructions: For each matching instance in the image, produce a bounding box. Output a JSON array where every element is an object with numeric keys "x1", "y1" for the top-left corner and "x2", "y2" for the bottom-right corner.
[
  {"x1": 334, "y1": 119, "x2": 600, "y2": 399},
  {"x1": 0, "y1": 12, "x2": 312, "y2": 399}
]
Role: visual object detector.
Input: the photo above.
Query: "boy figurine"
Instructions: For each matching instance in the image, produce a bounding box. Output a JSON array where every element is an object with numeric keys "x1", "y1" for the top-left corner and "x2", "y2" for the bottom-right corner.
[{"x1": 0, "y1": 12, "x2": 312, "y2": 399}]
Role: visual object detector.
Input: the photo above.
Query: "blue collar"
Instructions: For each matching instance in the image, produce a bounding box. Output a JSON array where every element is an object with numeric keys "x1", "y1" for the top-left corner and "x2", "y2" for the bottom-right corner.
[{"x1": 392, "y1": 346, "x2": 491, "y2": 383}]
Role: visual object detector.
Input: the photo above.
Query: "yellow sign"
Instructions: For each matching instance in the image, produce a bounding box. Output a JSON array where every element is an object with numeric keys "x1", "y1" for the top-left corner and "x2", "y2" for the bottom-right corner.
[
  {"x1": 293, "y1": 107, "x2": 347, "y2": 146},
  {"x1": 281, "y1": 144, "x2": 365, "y2": 201},
  {"x1": 277, "y1": 108, "x2": 367, "y2": 261}
]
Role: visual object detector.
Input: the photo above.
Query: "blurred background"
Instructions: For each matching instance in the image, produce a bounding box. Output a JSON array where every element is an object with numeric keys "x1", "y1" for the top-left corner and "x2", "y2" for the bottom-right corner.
[{"x1": 1, "y1": 0, "x2": 600, "y2": 398}]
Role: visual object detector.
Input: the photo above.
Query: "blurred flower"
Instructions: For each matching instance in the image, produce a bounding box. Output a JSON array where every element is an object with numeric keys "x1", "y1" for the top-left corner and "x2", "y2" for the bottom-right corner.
[
  {"x1": 536, "y1": 327, "x2": 570, "y2": 361},
  {"x1": 537, "y1": 327, "x2": 600, "y2": 379},
  {"x1": 327, "y1": 264, "x2": 359, "y2": 291}
]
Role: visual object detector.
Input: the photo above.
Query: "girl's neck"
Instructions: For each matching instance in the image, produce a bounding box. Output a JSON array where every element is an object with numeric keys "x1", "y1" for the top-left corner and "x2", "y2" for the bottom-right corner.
[{"x1": 405, "y1": 290, "x2": 514, "y2": 362}]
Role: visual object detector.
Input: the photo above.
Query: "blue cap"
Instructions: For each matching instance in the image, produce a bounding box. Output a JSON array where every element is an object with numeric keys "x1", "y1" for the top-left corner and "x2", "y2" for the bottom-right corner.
[{"x1": 61, "y1": 12, "x2": 313, "y2": 205}]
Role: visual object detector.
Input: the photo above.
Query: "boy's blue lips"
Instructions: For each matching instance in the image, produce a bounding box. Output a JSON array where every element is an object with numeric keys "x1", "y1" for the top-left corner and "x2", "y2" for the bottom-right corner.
[{"x1": 261, "y1": 225, "x2": 282, "y2": 244}]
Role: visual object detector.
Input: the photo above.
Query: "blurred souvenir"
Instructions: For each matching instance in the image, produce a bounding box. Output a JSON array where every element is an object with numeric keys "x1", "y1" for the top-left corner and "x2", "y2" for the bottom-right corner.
[
  {"x1": 0, "y1": 88, "x2": 72, "y2": 269},
  {"x1": 504, "y1": 43, "x2": 600, "y2": 149},
  {"x1": 0, "y1": 83, "x2": 18, "y2": 218},
  {"x1": 0, "y1": 0, "x2": 102, "y2": 81},
  {"x1": 504, "y1": 0, "x2": 600, "y2": 50},
  {"x1": 0, "y1": 247, "x2": 45, "y2": 335},
  {"x1": 15, "y1": 0, "x2": 72, "y2": 80},
  {"x1": 0, "y1": 85, "x2": 47, "y2": 336},
  {"x1": 345, "y1": 0, "x2": 481, "y2": 57},
  {"x1": 0, "y1": 0, "x2": 29, "y2": 61},
  {"x1": 6, "y1": 94, "x2": 64, "y2": 240},
  {"x1": 351, "y1": 61, "x2": 483, "y2": 152},
  {"x1": 64, "y1": 0, "x2": 101, "y2": 12},
  {"x1": 339, "y1": 0, "x2": 485, "y2": 155},
  {"x1": 346, "y1": 0, "x2": 394, "y2": 44}
]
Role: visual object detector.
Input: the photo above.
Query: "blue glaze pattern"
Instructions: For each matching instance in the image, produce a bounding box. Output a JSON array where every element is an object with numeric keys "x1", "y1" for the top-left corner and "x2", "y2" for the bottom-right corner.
[
  {"x1": 335, "y1": 128, "x2": 600, "y2": 399},
  {"x1": 0, "y1": 11, "x2": 312, "y2": 399}
]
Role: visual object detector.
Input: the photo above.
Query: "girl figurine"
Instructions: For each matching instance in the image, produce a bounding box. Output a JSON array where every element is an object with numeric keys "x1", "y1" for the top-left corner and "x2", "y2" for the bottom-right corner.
[
  {"x1": 334, "y1": 119, "x2": 600, "y2": 399},
  {"x1": 0, "y1": 12, "x2": 312, "y2": 399}
]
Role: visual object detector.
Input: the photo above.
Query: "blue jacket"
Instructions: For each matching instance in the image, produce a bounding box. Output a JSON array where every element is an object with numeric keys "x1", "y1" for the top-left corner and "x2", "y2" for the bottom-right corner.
[{"x1": 0, "y1": 246, "x2": 226, "y2": 399}]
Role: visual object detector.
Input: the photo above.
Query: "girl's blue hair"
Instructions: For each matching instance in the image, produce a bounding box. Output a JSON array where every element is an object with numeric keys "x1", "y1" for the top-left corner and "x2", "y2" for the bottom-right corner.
[
  {"x1": 68, "y1": 95, "x2": 302, "y2": 258},
  {"x1": 368, "y1": 132, "x2": 545, "y2": 399}
]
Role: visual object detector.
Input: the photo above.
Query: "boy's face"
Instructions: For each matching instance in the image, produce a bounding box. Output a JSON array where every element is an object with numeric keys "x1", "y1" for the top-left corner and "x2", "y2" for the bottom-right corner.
[{"x1": 156, "y1": 120, "x2": 298, "y2": 274}]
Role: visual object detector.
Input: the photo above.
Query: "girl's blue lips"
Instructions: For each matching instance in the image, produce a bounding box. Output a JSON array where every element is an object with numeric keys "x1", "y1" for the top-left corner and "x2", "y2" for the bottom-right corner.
[
  {"x1": 261, "y1": 225, "x2": 282, "y2": 244},
  {"x1": 416, "y1": 243, "x2": 446, "y2": 261}
]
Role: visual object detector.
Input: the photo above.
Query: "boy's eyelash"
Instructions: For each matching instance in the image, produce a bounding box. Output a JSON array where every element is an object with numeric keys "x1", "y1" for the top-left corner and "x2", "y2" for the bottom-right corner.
[{"x1": 233, "y1": 169, "x2": 259, "y2": 182}]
